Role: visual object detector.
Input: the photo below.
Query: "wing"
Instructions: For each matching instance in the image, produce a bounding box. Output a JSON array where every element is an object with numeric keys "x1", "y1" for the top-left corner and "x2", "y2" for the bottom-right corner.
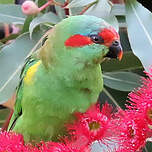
[{"x1": 8, "y1": 56, "x2": 40, "y2": 131}]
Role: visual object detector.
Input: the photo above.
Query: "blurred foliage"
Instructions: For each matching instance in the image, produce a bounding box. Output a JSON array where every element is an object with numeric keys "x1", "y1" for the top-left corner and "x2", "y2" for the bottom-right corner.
[
  {"x1": 0, "y1": 0, "x2": 14, "y2": 4},
  {"x1": 0, "y1": 0, "x2": 151, "y2": 150}
]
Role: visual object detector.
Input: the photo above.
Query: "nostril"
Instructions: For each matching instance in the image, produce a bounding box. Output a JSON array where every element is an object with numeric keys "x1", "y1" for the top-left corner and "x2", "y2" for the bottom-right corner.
[{"x1": 112, "y1": 40, "x2": 119, "y2": 46}]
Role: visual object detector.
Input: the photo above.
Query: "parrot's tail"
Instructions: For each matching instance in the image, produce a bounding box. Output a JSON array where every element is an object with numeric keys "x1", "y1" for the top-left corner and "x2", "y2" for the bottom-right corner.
[{"x1": 1, "y1": 109, "x2": 14, "y2": 131}]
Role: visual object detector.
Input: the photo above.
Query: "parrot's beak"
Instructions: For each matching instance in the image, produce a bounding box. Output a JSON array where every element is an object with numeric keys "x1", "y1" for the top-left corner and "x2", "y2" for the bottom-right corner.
[{"x1": 105, "y1": 40, "x2": 123, "y2": 61}]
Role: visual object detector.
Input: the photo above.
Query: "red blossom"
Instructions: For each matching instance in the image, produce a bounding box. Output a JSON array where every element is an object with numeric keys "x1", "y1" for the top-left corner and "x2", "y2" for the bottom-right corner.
[
  {"x1": 24, "y1": 142, "x2": 73, "y2": 152},
  {"x1": 67, "y1": 104, "x2": 111, "y2": 143},
  {"x1": 0, "y1": 131, "x2": 24, "y2": 152},
  {"x1": 64, "y1": 103, "x2": 118, "y2": 152},
  {"x1": 0, "y1": 131, "x2": 72, "y2": 152},
  {"x1": 38, "y1": 142, "x2": 71, "y2": 152},
  {"x1": 128, "y1": 74, "x2": 152, "y2": 125},
  {"x1": 63, "y1": 134, "x2": 91, "y2": 152},
  {"x1": 114, "y1": 110, "x2": 150, "y2": 152}
]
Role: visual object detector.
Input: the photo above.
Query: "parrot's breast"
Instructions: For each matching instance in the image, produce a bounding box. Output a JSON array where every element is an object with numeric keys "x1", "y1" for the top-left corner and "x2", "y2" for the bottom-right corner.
[{"x1": 12, "y1": 61, "x2": 103, "y2": 143}]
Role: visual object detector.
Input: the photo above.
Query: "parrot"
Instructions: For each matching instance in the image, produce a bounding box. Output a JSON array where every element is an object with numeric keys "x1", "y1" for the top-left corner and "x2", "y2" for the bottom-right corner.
[{"x1": 7, "y1": 15, "x2": 123, "y2": 143}]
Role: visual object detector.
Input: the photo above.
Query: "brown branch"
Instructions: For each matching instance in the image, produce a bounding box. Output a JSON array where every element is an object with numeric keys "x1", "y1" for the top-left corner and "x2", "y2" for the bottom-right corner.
[
  {"x1": 2, "y1": 94, "x2": 16, "y2": 109},
  {"x1": 65, "y1": 0, "x2": 70, "y2": 4},
  {"x1": 4, "y1": 24, "x2": 10, "y2": 38},
  {"x1": 1, "y1": 109, "x2": 14, "y2": 131},
  {"x1": 39, "y1": 0, "x2": 54, "y2": 11},
  {"x1": 53, "y1": 0, "x2": 64, "y2": 7}
]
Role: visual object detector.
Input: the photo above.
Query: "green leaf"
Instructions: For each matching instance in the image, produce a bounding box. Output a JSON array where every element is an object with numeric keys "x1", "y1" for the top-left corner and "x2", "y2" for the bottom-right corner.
[
  {"x1": 69, "y1": 7, "x2": 83, "y2": 15},
  {"x1": 0, "y1": 31, "x2": 44, "y2": 103},
  {"x1": 144, "y1": 142, "x2": 152, "y2": 152},
  {"x1": 0, "y1": 42, "x2": 5, "y2": 51},
  {"x1": 104, "y1": 15, "x2": 119, "y2": 32},
  {"x1": 103, "y1": 72, "x2": 142, "y2": 91},
  {"x1": 55, "y1": 6, "x2": 66, "y2": 20},
  {"x1": 0, "y1": 42, "x2": 4, "y2": 46},
  {"x1": 102, "y1": 52, "x2": 142, "y2": 72},
  {"x1": 66, "y1": 0, "x2": 96, "y2": 8},
  {"x1": 37, "y1": 0, "x2": 47, "y2": 8},
  {"x1": 126, "y1": 0, "x2": 152, "y2": 72},
  {"x1": 84, "y1": 0, "x2": 111, "y2": 17},
  {"x1": 111, "y1": 4, "x2": 125, "y2": 16},
  {"x1": 101, "y1": 87, "x2": 129, "y2": 109},
  {"x1": 102, "y1": 87, "x2": 121, "y2": 108},
  {"x1": 84, "y1": 0, "x2": 119, "y2": 31},
  {"x1": 29, "y1": 12, "x2": 60, "y2": 38},
  {"x1": 0, "y1": 34, "x2": 19, "y2": 43},
  {"x1": 0, "y1": 4, "x2": 26, "y2": 24},
  {"x1": 22, "y1": 16, "x2": 35, "y2": 33}
]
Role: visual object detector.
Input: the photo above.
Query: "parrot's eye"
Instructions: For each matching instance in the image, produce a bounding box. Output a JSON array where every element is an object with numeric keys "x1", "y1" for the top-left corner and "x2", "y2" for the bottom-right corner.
[{"x1": 90, "y1": 34, "x2": 104, "y2": 44}]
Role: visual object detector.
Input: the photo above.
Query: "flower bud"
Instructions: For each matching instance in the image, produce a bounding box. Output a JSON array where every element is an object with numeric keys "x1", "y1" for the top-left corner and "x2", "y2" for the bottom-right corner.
[{"x1": 21, "y1": 1, "x2": 39, "y2": 15}]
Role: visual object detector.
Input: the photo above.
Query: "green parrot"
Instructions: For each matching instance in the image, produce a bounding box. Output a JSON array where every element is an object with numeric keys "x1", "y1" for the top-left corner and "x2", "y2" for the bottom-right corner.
[{"x1": 7, "y1": 15, "x2": 123, "y2": 143}]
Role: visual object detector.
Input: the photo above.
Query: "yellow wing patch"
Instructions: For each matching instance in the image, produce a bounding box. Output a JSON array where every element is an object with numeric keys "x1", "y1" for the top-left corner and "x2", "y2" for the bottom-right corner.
[{"x1": 24, "y1": 61, "x2": 41, "y2": 85}]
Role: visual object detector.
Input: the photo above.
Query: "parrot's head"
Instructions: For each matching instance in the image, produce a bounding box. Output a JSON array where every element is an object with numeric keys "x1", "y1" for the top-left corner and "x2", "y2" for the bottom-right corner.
[{"x1": 45, "y1": 15, "x2": 123, "y2": 68}]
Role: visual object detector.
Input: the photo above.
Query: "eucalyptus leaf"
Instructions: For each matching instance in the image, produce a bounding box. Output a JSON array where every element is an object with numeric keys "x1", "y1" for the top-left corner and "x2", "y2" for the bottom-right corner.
[
  {"x1": 0, "y1": 4, "x2": 26, "y2": 24},
  {"x1": 111, "y1": 4, "x2": 125, "y2": 16},
  {"x1": 101, "y1": 87, "x2": 128, "y2": 109},
  {"x1": 102, "y1": 52, "x2": 142, "y2": 72},
  {"x1": 66, "y1": 0, "x2": 96, "y2": 8},
  {"x1": 55, "y1": 6, "x2": 66, "y2": 20},
  {"x1": 104, "y1": 15, "x2": 119, "y2": 32},
  {"x1": 0, "y1": 42, "x2": 4, "y2": 46},
  {"x1": 84, "y1": 0, "x2": 111, "y2": 18},
  {"x1": 103, "y1": 72, "x2": 142, "y2": 91},
  {"x1": 126, "y1": 0, "x2": 152, "y2": 72},
  {"x1": 144, "y1": 142, "x2": 152, "y2": 152},
  {"x1": 29, "y1": 12, "x2": 60, "y2": 38},
  {"x1": 0, "y1": 42, "x2": 5, "y2": 51},
  {"x1": 84, "y1": 0, "x2": 119, "y2": 31},
  {"x1": 0, "y1": 34, "x2": 19, "y2": 43},
  {"x1": 69, "y1": 7, "x2": 83, "y2": 15},
  {"x1": 0, "y1": 31, "x2": 43, "y2": 103},
  {"x1": 22, "y1": 16, "x2": 35, "y2": 33}
]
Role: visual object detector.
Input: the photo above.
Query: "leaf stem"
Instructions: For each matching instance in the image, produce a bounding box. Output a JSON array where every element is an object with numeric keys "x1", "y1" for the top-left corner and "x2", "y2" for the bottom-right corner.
[
  {"x1": 65, "y1": 0, "x2": 70, "y2": 4},
  {"x1": 4, "y1": 24, "x2": 10, "y2": 38},
  {"x1": 0, "y1": 34, "x2": 20, "y2": 43},
  {"x1": 53, "y1": 0, "x2": 64, "y2": 7},
  {"x1": 39, "y1": 0, "x2": 54, "y2": 12}
]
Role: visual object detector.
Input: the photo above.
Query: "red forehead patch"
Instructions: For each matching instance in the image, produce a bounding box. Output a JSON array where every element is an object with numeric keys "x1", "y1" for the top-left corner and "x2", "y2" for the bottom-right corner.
[
  {"x1": 65, "y1": 34, "x2": 93, "y2": 47},
  {"x1": 99, "y1": 27, "x2": 120, "y2": 46}
]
